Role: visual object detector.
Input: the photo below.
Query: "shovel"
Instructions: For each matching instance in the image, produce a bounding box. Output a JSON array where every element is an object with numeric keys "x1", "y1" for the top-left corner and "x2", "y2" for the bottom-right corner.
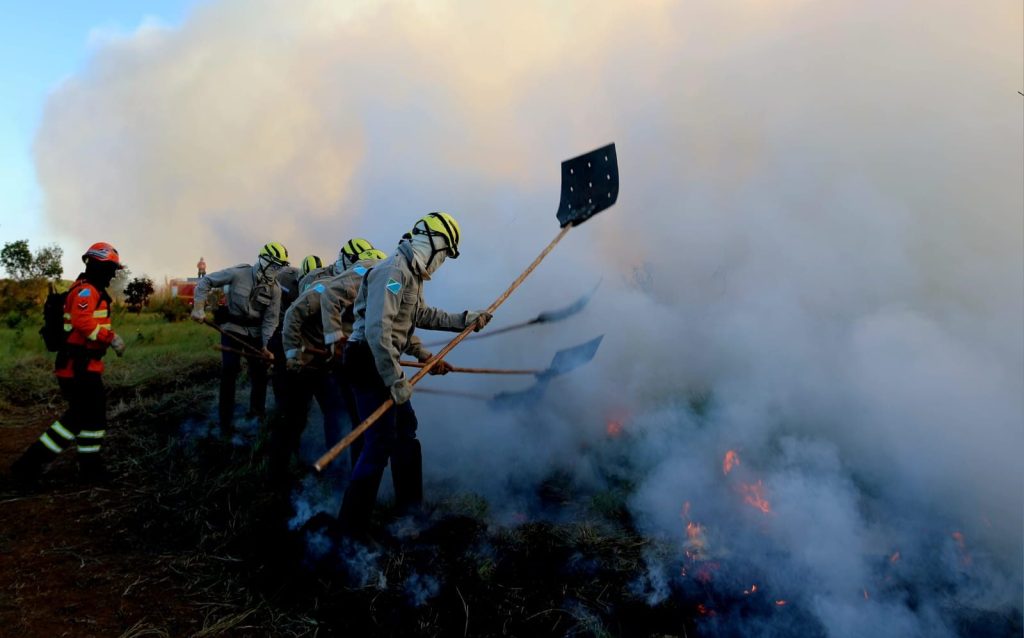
[
  {"x1": 315, "y1": 143, "x2": 619, "y2": 472},
  {"x1": 417, "y1": 335, "x2": 604, "y2": 410},
  {"x1": 421, "y1": 280, "x2": 601, "y2": 348},
  {"x1": 402, "y1": 335, "x2": 602, "y2": 377}
]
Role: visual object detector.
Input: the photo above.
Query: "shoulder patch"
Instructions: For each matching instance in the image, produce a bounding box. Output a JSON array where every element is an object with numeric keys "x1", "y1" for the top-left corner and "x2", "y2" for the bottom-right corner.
[
  {"x1": 313, "y1": 283, "x2": 326, "y2": 294},
  {"x1": 385, "y1": 278, "x2": 402, "y2": 295},
  {"x1": 353, "y1": 265, "x2": 368, "y2": 276},
  {"x1": 77, "y1": 288, "x2": 92, "y2": 297}
]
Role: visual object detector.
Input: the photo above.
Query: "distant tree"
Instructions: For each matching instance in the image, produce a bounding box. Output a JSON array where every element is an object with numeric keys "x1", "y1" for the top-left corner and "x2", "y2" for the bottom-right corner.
[
  {"x1": 0, "y1": 239, "x2": 64, "y2": 281},
  {"x1": 124, "y1": 276, "x2": 155, "y2": 313},
  {"x1": 32, "y1": 244, "x2": 63, "y2": 280},
  {"x1": 0, "y1": 240, "x2": 33, "y2": 280}
]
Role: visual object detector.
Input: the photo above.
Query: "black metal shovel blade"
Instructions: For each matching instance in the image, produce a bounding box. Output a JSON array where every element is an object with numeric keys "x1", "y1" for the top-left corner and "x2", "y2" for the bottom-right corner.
[
  {"x1": 537, "y1": 334, "x2": 604, "y2": 381},
  {"x1": 556, "y1": 143, "x2": 619, "y2": 227},
  {"x1": 534, "y1": 279, "x2": 601, "y2": 324}
]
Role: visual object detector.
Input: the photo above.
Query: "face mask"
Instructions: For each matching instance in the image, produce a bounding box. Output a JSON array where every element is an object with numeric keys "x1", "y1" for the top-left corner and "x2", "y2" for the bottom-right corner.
[{"x1": 255, "y1": 256, "x2": 281, "y2": 284}]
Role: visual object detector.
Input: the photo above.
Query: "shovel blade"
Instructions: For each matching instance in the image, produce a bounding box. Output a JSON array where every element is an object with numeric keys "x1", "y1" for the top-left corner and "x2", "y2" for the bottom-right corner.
[
  {"x1": 556, "y1": 143, "x2": 619, "y2": 228},
  {"x1": 541, "y1": 334, "x2": 604, "y2": 379},
  {"x1": 535, "y1": 279, "x2": 601, "y2": 324}
]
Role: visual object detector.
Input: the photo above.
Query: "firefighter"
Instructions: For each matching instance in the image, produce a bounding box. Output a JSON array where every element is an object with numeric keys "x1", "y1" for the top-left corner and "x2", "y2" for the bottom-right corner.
[
  {"x1": 338, "y1": 213, "x2": 491, "y2": 537},
  {"x1": 267, "y1": 258, "x2": 307, "y2": 408},
  {"x1": 191, "y1": 242, "x2": 287, "y2": 434},
  {"x1": 10, "y1": 242, "x2": 127, "y2": 484},
  {"x1": 267, "y1": 253, "x2": 344, "y2": 485},
  {"x1": 320, "y1": 247, "x2": 448, "y2": 469},
  {"x1": 298, "y1": 238, "x2": 375, "y2": 292}
]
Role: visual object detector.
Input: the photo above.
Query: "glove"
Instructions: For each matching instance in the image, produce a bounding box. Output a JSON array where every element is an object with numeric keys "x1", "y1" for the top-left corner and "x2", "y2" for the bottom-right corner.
[
  {"x1": 286, "y1": 357, "x2": 302, "y2": 371},
  {"x1": 429, "y1": 360, "x2": 454, "y2": 376},
  {"x1": 110, "y1": 334, "x2": 126, "y2": 357},
  {"x1": 390, "y1": 377, "x2": 413, "y2": 405},
  {"x1": 190, "y1": 306, "x2": 206, "y2": 323},
  {"x1": 464, "y1": 310, "x2": 493, "y2": 332}
]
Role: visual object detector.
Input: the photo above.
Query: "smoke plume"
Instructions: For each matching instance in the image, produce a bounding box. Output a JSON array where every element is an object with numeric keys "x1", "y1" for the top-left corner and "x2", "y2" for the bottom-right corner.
[{"x1": 35, "y1": 0, "x2": 1023, "y2": 634}]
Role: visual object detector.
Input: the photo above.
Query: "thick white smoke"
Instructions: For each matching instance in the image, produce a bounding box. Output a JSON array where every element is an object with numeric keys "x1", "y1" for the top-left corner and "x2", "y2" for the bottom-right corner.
[{"x1": 35, "y1": 0, "x2": 1022, "y2": 634}]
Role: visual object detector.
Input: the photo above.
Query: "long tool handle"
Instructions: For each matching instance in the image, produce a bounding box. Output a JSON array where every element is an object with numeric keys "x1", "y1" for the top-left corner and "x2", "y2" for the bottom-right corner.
[
  {"x1": 202, "y1": 318, "x2": 266, "y2": 357},
  {"x1": 314, "y1": 225, "x2": 573, "y2": 472},
  {"x1": 400, "y1": 361, "x2": 539, "y2": 375},
  {"x1": 213, "y1": 344, "x2": 273, "y2": 361}
]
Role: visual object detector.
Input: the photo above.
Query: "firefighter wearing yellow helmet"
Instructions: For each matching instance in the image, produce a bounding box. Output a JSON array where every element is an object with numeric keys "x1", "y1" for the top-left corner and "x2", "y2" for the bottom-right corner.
[
  {"x1": 191, "y1": 242, "x2": 288, "y2": 435},
  {"x1": 337, "y1": 213, "x2": 491, "y2": 538},
  {"x1": 299, "y1": 237, "x2": 376, "y2": 292},
  {"x1": 269, "y1": 247, "x2": 391, "y2": 487}
]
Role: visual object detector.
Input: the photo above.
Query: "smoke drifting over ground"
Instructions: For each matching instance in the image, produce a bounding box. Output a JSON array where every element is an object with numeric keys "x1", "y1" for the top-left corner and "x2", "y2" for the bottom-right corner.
[{"x1": 35, "y1": 0, "x2": 1022, "y2": 634}]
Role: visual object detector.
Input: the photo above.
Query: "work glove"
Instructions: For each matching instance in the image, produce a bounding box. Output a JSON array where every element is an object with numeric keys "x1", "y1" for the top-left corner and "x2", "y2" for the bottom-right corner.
[
  {"x1": 390, "y1": 377, "x2": 413, "y2": 405},
  {"x1": 190, "y1": 306, "x2": 206, "y2": 323},
  {"x1": 429, "y1": 360, "x2": 454, "y2": 376},
  {"x1": 464, "y1": 310, "x2": 493, "y2": 332},
  {"x1": 110, "y1": 334, "x2": 127, "y2": 357}
]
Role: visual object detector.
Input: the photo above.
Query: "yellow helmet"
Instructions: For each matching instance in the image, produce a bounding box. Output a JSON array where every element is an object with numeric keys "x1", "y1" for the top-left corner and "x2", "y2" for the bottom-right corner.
[
  {"x1": 340, "y1": 238, "x2": 374, "y2": 258},
  {"x1": 411, "y1": 212, "x2": 461, "y2": 258},
  {"x1": 358, "y1": 248, "x2": 387, "y2": 261},
  {"x1": 301, "y1": 254, "x2": 324, "y2": 277},
  {"x1": 259, "y1": 241, "x2": 289, "y2": 265}
]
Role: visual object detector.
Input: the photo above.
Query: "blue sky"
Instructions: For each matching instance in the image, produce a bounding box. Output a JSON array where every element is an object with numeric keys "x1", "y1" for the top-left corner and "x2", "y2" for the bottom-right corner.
[{"x1": 0, "y1": 0, "x2": 196, "y2": 267}]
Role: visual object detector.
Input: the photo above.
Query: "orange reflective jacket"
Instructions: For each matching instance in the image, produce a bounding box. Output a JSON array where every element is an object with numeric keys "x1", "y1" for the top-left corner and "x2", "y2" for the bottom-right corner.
[{"x1": 55, "y1": 279, "x2": 114, "y2": 378}]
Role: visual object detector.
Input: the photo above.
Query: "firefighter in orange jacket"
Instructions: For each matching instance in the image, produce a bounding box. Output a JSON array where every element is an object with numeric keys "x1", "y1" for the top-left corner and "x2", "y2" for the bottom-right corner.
[{"x1": 10, "y1": 242, "x2": 127, "y2": 484}]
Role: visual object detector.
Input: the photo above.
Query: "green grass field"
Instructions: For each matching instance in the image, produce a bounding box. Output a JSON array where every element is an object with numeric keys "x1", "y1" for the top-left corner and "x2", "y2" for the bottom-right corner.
[{"x1": 0, "y1": 309, "x2": 219, "y2": 410}]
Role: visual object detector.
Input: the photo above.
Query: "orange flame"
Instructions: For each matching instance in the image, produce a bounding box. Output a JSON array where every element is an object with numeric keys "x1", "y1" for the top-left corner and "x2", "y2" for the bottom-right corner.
[
  {"x1": 738, "y1": 480, "x2": 772, "y2": 514},
  {"x1": 696, "y1": 603, "x2": 716, "y2": 617},
  {"x1": 681, "y1": 501, "x2": 691, "y2": 520},
  {"x1": 890, "y1": 551, "x2": 901, "y2": 563},
  {"x1": 775, "y1": 600, "x2": 787, "y2": 606},
  {"x1": 606, "y1": 420, "x2": 623, "y2": 438},
  {"x1": 743, "y1": 584, "x2": 759, "y2": 595},
  {"x1": 723, "y1": 450, "x2": 741, "y2": 475}
]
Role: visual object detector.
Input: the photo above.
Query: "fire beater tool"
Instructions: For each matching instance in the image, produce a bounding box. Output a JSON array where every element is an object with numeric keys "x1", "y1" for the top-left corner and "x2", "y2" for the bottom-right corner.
[
  {"x1": 202, "y1": 318, "x2": 269, "y2": 359},
  {"x1": 402, "y1": 335, "x2": 601, "y2": 376},
  {"x1": 417, "y1": 335, "x2": 604, "y2": 409},
  {"x1": 314, "y1": 143, "x2": 619, "y2": 472},
  {"x1": 213, "y1": 343, "x2": 274, "y2": 361},
  {"x1": 422, "y1": 280, "x2": 601, "y2": 347}
]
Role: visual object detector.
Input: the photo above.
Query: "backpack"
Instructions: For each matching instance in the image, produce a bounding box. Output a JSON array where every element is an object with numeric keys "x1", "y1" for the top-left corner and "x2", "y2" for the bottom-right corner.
[{"x1": 39, "y1": 284, "x2": 71, "y2": 352}]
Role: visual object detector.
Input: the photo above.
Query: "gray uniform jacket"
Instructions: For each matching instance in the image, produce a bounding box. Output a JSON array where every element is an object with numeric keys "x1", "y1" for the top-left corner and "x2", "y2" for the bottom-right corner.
[
  {"x1": 276, "y1": 266, "x2": 301, "y2": 315},
  {"x1": 194, "y1": 264, "x2": 282, "y2": 347},
  {"x1": 298, "y1": 264, "x2": 340, "y2": 293},
  {"x1": 349, "y1": 242, "x2": 470, "y2": 388},
  {"x1": 282, "y1": 281, "x2": 330, "y2": 366},
  {"x1": 321, "y1": 259, "x2": 375, "y2": 347}
]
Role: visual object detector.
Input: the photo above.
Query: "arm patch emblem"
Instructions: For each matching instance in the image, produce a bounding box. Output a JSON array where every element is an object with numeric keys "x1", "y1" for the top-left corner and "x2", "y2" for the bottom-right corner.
[
  {"x1": 78, "y1": 288, "x2": 91, "y2": 297},
  {"x1": 385, "y1": 279, "x2": 402, "y2": 295}
]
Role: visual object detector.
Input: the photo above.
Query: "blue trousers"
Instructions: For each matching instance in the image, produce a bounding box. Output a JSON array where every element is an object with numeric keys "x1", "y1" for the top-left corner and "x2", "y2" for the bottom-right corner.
[
  {"x1": 338, "y1": 342, "x2": 422, "y2": 535},
  {"x1": 268, "y1": 365, "x2": 346, "y2": 485}
]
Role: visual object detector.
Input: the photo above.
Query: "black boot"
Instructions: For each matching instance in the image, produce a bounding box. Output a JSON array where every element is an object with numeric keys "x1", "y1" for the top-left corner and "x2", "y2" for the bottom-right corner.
[
  {"x1": 77, "y1": 454, "x2": 111, "y2": 483},
  {"x1": 337, "y1": 475, "x2": 382, "y2": 541},
  {"x1": 391, "y1": 439, "x2": 423, "y2": 517},
  {"x1": 10, "y1": 442, "x2": 53, "y2": 490}
]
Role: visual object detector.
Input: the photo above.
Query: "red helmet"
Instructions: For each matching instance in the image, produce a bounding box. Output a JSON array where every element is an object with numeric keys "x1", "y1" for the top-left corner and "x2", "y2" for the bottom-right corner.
[{"x1": 82, "y1": 242, "x2": 125, "y2": 269}]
